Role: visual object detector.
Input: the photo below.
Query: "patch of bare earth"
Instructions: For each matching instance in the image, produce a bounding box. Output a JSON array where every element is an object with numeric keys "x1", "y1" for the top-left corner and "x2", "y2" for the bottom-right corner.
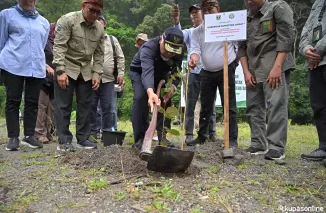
[{"x1": 0, "y1": 142, "x2": 325, "y2": 213}]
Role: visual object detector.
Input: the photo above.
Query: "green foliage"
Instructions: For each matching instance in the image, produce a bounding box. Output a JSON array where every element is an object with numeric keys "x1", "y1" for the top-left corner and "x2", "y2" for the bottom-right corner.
[
  {"x1": 135, "y1": 4, "x2": 173, "y2": 37},
  {"x1": 289, "y1": 64, "x2": 313, "y2": 124},
  {"x1": 36, "y1": 0, "x2": 81, "y2": 22},
  {"x1": 0, "y1": 0, "x2": 16, "y2": 11}
]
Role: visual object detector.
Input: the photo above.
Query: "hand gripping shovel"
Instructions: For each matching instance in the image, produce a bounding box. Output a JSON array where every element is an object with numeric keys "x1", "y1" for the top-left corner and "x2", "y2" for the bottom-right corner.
[{"x1": 140, "y1": 80, "x2": 194, "y2": 173}]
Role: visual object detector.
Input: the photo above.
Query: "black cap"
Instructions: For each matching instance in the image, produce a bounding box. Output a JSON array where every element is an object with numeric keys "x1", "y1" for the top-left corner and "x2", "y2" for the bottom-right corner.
[
  {"x1": 162, "y1": 27, "x2": 184, "y2": 55},
  {"x1": 188, "y1": 4, "x2": 201, "y2": 13}
]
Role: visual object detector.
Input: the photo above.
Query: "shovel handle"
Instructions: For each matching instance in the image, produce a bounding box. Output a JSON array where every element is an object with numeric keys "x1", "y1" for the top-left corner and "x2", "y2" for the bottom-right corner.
[{"x1": 223, "y1": 41, "x2": 230, "y2": 149}]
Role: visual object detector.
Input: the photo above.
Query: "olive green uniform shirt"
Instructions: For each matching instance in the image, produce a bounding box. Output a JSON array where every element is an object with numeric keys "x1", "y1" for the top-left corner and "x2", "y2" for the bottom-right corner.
[
  {"x1": 299, "y1": 0, "x2": 326, "y2": 67},
  {"x1": 237, "y1": 0, "x2": 295, "y2": 82},
  {"x1": 53, "y1": 11, "x2": 105, "y2": 81}
]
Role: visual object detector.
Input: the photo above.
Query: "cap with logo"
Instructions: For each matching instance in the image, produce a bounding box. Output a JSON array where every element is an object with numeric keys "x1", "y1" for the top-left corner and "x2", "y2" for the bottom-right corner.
[
  {"x1": 188, "y1": 4, "x2": 201, "y2": 13},
  {"x1": 163, "y1": 27, "x2": 184, "y2": 55},
  {"x1": 83, "y1": 0, "x2": 104, "y2": 8},
  {"x1": 135, "y1": 33, "x2": 149, "y2": 47}
]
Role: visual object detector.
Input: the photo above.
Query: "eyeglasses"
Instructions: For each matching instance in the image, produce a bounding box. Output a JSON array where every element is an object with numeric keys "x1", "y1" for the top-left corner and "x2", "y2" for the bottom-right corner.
[{"x1": 88, "y1": 8, "x2": 102, "y2": 16}]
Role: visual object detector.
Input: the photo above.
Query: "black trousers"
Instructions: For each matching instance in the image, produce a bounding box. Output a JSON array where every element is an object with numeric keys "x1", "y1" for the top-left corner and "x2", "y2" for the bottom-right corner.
[
  {"x1": 309, "y1": 65, "x2": 326, "y2": 150},
  {"x1": 198, "y1": 62, "x2": 238, "y2": 147},
  {"x1": 1, "y1": 70, "x2": 43, "y2": 138},
  {"x1": 54, "y1": 75, "x2": 93, "y2": 144},
  {"x1": 129, "y1": 70, "x2": 171, "y2": 143}
]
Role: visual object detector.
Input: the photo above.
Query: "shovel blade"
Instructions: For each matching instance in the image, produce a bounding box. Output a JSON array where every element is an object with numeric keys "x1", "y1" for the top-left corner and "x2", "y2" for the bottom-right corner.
[{"x1": 147, "y1": 146, "x2": 194, "y2": 173}]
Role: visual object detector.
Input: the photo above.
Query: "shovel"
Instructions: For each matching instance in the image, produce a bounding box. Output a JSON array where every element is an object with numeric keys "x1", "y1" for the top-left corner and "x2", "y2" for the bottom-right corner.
[{"x1": 140, "y1": 78, "x2": 194, "y2": 173}]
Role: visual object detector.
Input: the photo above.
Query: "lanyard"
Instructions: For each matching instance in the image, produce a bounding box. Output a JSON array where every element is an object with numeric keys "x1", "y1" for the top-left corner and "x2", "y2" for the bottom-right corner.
[{"x1": 318, "y1": 0, "x2": 326, "y2": 22}]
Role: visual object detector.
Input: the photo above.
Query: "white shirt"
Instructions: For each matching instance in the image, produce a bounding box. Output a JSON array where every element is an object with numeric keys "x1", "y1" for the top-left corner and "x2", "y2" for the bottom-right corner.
[
  {"x1": 176, "y1": 23, "x2": 202, "y2": 74},
  {"x1": 190, "y1": 23, "x2": 236, "y2": 72}
]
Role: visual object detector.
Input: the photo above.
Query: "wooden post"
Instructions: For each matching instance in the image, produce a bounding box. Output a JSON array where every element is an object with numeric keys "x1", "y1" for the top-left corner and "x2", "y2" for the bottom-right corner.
[
  {"x1": 181, "y1": 66, "x2": 190, "y2": 150},
  {"x1": 223, "y1": 41, "x2": 230, "y2": 149}
]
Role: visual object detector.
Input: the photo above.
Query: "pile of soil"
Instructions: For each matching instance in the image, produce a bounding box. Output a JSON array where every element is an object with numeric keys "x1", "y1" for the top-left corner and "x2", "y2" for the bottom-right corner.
[
  {"x1": 60, "y1": 142, "x2": 248, "y2": 178},
  {"x1": 60, "y1": 145, "x2": 148, "y2": 176}
]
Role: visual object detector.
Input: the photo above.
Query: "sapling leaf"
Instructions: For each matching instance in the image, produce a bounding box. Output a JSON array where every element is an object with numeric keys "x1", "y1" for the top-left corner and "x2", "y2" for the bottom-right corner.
[
  {"x1": 168, "y1": 129, "x2": 180, "y2": 136},
  {"x1": 165, "y1": 107, "x2": 179, "y2": 119}
]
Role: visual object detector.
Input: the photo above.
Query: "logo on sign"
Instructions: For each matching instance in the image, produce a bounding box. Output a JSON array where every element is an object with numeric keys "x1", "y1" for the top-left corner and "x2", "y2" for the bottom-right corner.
[
  {"x1": 229, "y1": 13, "x2": 235, "y2": 19},
  {"x1": 216, "y1": 15, "x2": 221, "y2": 20}
]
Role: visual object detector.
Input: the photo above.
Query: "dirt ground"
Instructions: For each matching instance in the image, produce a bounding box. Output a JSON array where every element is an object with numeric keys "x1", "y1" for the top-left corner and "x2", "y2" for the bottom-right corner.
[{"x1": 0, "y1": 133, "x2": 325, "y2": 213}]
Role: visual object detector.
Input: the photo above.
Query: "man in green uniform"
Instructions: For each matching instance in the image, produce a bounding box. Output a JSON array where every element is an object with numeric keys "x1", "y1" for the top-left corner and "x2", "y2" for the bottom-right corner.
[
  {"x1": 238, "y1": 0, "x2": 295, "y2": 160},
  {"x1": 53, "y1": 0, "x2": 105, "y2": 151}
]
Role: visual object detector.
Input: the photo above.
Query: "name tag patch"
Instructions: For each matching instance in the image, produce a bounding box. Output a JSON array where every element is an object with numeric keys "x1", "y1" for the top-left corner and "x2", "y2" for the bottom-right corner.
[
  {"x1": 312, "y1": 25, "x2": 322, "y2": 43},
  {"x1": 262, "y1": 20, "x2": 273, "y2": 33}
]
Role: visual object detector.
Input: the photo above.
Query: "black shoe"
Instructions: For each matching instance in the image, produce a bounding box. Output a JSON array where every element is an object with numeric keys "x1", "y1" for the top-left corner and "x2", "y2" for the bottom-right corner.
[
  {"x1": 77, "y1": 140, "x2": 97, "y2": 149},
  {"x1": 301, "y1": 149, "x2": 326, "y2": 161},
  {"x1": 5, "y1": 137, "x2": 20, "y2": 151},
  {"x1": 132, "y1": 139, "x2": 143, "y2": 153},
  {"x1": 208, "y1": 134, "x2": 218, "y2": 143},
  {"x1": 186, "y1": 137, "x2": 205, "y2": 146},
  {"x1": 21, "y1": 136, "x2": 43, "y2": 149},
  {"x1": 57, "y1": 143, "x2": 76, "y2": 152},
  {"x1": 159, "y1": 137, "x2": 176, "y2": 148},
  {"x1": 265, "y1": 149, "x2": 285, "y2": 160},
  {"x1": 246, "y1": 146, "x2": 268, "y2": 155}
]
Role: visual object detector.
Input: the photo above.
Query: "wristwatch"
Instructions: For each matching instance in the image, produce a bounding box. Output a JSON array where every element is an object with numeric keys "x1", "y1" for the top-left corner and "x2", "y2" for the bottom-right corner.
[{"x1": 57, "y1": 70, "x2": 65, "y2": 76}]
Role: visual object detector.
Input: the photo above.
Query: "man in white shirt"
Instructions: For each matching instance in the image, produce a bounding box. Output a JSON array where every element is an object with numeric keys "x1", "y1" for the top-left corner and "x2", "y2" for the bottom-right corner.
[
  {"x1": 173, "y1": 4, "x2": 217, "y2": 144},
  {"x1": 186, "y1": 0, "x2": 238, "y2": 147}
]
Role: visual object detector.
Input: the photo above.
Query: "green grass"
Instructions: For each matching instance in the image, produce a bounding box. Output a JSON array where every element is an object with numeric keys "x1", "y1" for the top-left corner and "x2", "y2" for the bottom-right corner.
[
  {"x1": 114, "y1": 191, "x2": 127, "y2": 201},
  {"x1": 20, "y1": 153, "x2": 47, "y2": 159},
  {"x1": 22, "y1": 161, "x2": 50, "y2": 166},
  {"x1": 87, "y1": 178, "x2": 108, "y2": 191},
  {"x1": 190, "y1": 209, "x2": 206, "y2": 213},
  {"x1": 206, "y1": 165, "x2": 221, "y2": 174},
  {"x1": 150, "y1": 181, "x2": 180, "y2": 201}
]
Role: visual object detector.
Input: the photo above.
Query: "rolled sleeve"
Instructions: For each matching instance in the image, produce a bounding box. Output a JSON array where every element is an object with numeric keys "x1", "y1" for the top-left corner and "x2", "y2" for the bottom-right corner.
[
  {"x1": 53, "y1": 17, "x2": 71, "y2": 72},
  {"x1": 237, "y1": 40, "x2": 247, "y2": 58},
  {"x1": 0, "y1": 11, "x2": 9, "y2": 52},
  {"x1": 274, "y1": 2, "x2": 295, "y2": 52},
  {"x1": 92, "y1": 32, "x2": 105, "y2": 80},
  {"x1": 140, "y1": 46, "x2": 155, "y2": 90}
]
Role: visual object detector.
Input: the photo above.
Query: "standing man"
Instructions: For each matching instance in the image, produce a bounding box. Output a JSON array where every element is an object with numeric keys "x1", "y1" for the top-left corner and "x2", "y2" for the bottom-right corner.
[
  {"x1": 0, "y1": 0, "x2": 49, "y2": 151},
  {"x1": 186, "y1": 0, "x2": 238, "y2": 147},
  {"x1": 53, "y1": 0, "x2": 105, "y2": 151},
  {"x1": 300, "y1": 0, "x2": 326, "y2": 161},
  {"x1": 90, "y1": 15, "x2": 125, "y2": 139},
  {"x1": 172, "y1": 4, "x2": 217, "y2": 144},
  {"x1": 135, "y1": 33, "x2": 149, "y2": 48},
  {"x1": 129, "y1": 27, "x2": 184, "y2": 151},
  {"x1": 238, "y1": 0, "x2": 295, "y2": 160}
]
